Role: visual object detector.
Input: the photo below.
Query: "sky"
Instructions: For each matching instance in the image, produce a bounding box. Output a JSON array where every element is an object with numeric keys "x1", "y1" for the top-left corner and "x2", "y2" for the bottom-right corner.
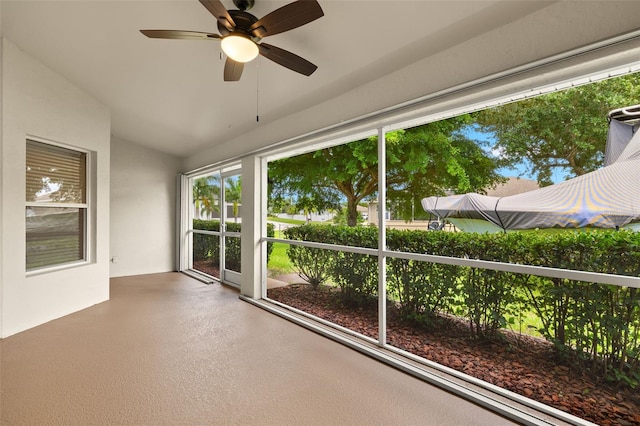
[{"x1": 463, "y1": 125, "x2": 565, "y2": 185}]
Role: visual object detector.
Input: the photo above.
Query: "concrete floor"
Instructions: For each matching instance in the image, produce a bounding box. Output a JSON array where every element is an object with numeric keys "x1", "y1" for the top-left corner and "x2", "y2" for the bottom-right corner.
[{"x1": 1, "y1": 272, "x2": 516, "y2": 425}]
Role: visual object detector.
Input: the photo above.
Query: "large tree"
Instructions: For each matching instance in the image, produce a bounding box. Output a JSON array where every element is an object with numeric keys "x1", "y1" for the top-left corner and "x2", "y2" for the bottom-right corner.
[
  {"x1": 472, "y1": 73, "x2": 640, "y2": 186},
  {"x1": 268, "y1": 116, "x2": 502, "y2": 226}
]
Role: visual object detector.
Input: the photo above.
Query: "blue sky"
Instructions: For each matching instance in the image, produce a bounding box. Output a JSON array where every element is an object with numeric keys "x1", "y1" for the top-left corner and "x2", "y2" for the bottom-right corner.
[{"x1": 462, "y1": 125, "x2": 565, "y2": 184}]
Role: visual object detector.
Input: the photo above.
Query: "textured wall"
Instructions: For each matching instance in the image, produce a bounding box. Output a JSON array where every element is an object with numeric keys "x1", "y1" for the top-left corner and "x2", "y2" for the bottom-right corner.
[
  {"x1": 1, "y1": 39, "x2": 111, "y2": 337},
  {"x1": 110, "y1": 136, "x2": 181, "y2": 277}
]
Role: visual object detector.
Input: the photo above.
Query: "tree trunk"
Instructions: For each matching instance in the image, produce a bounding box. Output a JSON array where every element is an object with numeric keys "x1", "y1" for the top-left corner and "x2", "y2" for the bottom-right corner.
[{"x1": 346, "y1": 197, "x2": 358, "y2": 227}]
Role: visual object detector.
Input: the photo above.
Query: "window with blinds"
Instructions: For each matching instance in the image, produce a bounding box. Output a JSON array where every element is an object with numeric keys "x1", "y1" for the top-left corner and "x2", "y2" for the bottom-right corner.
[{"x1": 26, "y1": 139, "x2": 88, "y2": 271}]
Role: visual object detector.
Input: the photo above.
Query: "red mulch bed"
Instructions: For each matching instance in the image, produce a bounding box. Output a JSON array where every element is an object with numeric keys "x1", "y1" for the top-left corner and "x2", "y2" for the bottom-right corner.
[
  {"x1": 268, "y1": 284, "x2": 640, "y2": 426},
  {"x1": 193, "y1": 260, "x2": 220, "y2": 278}
]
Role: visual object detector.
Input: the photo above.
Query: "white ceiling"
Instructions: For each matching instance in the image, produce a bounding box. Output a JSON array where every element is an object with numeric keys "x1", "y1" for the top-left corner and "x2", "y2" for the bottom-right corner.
[{"x1": 1, "y1": 0, "x2": 556, "y2": 158}]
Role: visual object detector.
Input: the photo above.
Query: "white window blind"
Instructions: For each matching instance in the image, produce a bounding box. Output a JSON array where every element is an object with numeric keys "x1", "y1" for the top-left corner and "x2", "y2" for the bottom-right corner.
[{"x1": 26, "y1": 140, "x2": 88, "y2": 271}]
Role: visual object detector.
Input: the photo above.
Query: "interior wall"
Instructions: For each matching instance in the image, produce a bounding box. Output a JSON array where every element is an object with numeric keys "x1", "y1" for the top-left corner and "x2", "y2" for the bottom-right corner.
[
  {"x1": 183, "y1": 1, "x2": 640, "y2": 171},
  {"x1": 110, "y1": 136, "x2": 181, "y2": 278},
  {"x1": 1, "y1": 38, "x2": 111, "y2": 338}
]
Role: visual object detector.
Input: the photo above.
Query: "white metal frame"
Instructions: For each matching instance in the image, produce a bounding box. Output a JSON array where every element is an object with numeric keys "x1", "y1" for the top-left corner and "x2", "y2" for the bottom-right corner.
[
  {"x1": 181, "y1": 29, "x2": 640, "y2": 426},
  {"x1": 220, "y1": 170, "x2": 242, "y2": 287},
  {"x1": 179, "y1": 164, "x2": 244, "y2": 287},
  {"x1": 376, "y1": 127, "x2": 387, "y2": 346},
  {"x1": 251, "y1": 31, "x2": 640, "y2": 426}
]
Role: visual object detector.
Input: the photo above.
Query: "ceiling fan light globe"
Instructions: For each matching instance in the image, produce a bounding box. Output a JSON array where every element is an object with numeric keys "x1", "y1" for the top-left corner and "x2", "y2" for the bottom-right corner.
[{"x1": 221, "y1": 35, "x2": 259, "y2": 63}]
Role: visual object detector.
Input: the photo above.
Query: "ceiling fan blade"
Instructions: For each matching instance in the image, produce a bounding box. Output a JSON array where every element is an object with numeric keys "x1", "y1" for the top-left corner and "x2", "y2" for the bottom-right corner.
[
  {"x1": 224, "y1": 57, "x2": 244, "y2": 81},
  {"x1": 258, "y1": 43, "x2": 317, "y2": 76},
  {"x1": 199, "y1": 0, "x2": 235, "y2": 31},
  {"x1": 249, "y1": 0, "x2": 324, "y2": 38},
  {"x1": 140, "y1": 30, "x2": 221, "y2": 40}
]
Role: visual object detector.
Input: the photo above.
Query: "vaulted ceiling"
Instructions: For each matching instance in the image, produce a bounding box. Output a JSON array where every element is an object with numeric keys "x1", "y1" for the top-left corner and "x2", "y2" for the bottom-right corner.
[{"x1": 2, "y1": 1, "x2": 566, "y2": 158}]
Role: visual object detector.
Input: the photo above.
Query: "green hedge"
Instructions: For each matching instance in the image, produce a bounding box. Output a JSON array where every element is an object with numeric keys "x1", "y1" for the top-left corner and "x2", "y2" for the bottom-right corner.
[
  {"x1": 285, "y1": 225, "x2": 379, "y2": 305},
  {"x1": 283, "y1": 224, "x2": 640, "y2": 387},
  {"x1": 193, "y1": 219, "x2": 274, "y2": 272}
]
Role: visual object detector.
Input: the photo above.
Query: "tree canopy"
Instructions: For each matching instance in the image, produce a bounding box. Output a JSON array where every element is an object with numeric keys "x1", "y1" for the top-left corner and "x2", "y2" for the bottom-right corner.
[
  {"x1": 269, "y1": 73, "x2": 640, "y2": 226},
  {"x1": 472, "y1": 73, "x2": 640, "y2": 186},
  {"x1": 268, "y1": 115, "x2": 503, "y2": 226}
]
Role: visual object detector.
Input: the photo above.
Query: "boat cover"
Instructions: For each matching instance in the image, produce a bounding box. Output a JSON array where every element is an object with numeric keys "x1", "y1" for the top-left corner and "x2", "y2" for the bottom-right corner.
[{"x1": 421, "y1": 117, "x2": 640, "y2": 231}]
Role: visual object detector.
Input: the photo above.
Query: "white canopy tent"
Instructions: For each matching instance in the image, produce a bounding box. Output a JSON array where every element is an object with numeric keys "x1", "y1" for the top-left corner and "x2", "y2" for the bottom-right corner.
[{"x1": 421, "y1": 107, "x2": 640, "y2": 232}]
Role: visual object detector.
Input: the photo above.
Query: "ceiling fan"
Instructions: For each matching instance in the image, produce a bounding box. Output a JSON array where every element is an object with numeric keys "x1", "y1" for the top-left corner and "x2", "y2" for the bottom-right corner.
[{"x1": 141, "y1": 0, "x2": 324, "y2": 81}]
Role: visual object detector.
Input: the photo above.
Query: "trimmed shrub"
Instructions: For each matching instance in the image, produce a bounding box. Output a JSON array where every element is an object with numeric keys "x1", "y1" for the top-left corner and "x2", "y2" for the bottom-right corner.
[
  {"x1": 193, "y1": 219, "x2": 220, "y2": 262},
  {"x1": 386, "y1": 229, "x2": 458, "y2": 324},
  {"x1": 193, "y1": 220, "x2": 275, "y2": 271},
  {"x1": 285, "y1": 225, "x2": 378, "y2": 304},
  {"x1": 284, "y1": 225, "x2": 336, "y2": 287},
  {"x1": 328, "y1": 226, "x2": 378, "y2": 305},
  {"x1": 282, "y1": 223, "x2": 640, "y2": 386}
]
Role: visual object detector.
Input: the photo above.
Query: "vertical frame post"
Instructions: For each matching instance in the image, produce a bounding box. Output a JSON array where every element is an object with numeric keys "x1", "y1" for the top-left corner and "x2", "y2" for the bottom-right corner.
[
  {"x1": 240, "y1": 155, "x2": 263, "y2": 298},
  {"x1": 377, "y1": 127, "x2": 387, "y2": 346}
]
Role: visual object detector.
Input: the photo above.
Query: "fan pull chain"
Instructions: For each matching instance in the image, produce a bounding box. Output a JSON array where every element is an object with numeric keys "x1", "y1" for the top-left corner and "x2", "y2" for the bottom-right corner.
[{"x1": 256, "y1": 58, "x2": 260, "y2": 122}]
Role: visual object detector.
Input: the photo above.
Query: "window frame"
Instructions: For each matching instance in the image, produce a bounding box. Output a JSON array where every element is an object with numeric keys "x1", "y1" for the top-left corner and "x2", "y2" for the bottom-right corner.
[
  {"x1": 257, "y1": 68, "x2": 640, "y2": 426},
  {"x1": 25, "y1": 137, "x2": 92, "y2": 274}
]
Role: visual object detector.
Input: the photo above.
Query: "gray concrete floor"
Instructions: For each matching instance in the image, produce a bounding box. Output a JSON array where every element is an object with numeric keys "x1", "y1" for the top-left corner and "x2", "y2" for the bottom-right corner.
[{"x1": 1, "y1": 272, "x2": 516, "y2": 425}]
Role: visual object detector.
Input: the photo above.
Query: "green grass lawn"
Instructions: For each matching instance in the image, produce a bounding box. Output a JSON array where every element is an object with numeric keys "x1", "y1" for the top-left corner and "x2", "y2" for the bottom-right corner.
[
  {"x1": 268, "y1": 216, "x2": 306, "y2": 225},
  {"x1": 268, "y1": 216, "x2": 331, "y2": 226},
  {"x1": 268, "y1": 240, "x2": 294, "y2": 276}
]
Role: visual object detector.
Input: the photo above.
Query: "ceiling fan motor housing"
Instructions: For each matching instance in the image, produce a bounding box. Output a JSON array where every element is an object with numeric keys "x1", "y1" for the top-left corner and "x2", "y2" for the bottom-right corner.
[
  {"x1": 233, "y1": 0, "x2": 255, "y2": 11},
  {"x1": 218, "y1": 9, "x2": 261, "y2": 41}
]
